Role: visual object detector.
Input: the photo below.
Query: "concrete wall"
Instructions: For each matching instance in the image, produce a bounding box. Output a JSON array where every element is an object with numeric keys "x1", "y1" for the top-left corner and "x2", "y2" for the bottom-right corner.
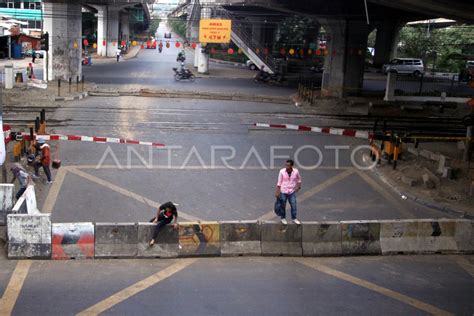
[{"x1": 6, "y1": 217, "x2": 473, "y2": 259}]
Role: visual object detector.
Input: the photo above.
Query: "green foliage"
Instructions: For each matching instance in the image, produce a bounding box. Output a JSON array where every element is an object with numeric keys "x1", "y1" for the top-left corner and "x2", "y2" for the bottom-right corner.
[
  {"x1": 170, "y1": 20, "x2": 187, "y2": 39},
  {"x1": 148, "y1": 18, "x2": 161, "y2": 36},
  {"x1": 276, "y1": 16, "x2": 319, "y2": 49},
  {"x1": 398, "y1": 25, "x2": 474, "y2": 72}
]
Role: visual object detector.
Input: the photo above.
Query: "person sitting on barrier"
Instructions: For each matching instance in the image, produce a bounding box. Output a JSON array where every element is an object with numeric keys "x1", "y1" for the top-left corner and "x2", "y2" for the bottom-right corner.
[
  {"x1": 149, "y1": 201, "x2": 178, "y2": 246},
  {"x1": 33, "y1": 139, "x2": 53, "y2": 184},
  {"x1": 10, "y1": 163, "x2": 32, "y2": 200}
]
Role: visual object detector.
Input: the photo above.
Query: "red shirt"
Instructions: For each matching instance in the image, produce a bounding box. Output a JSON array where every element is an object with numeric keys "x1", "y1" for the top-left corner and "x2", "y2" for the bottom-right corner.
[{"x1": 40, "y1": 144, "x2": 51, "y2": 166}]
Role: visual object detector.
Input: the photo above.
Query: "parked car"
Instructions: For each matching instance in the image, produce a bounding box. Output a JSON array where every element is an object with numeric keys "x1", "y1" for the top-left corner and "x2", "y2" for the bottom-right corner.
[
  {"x1": 24, "y1": 49, "x2": 44, "y2": 58},
  {"x1": 164, "y1": 32, "x2": 171, "y2": 39},
  {"x1": 382, "y1": 58, "x2": 424, "y2": 77},
  {"x1": 246, "y1": 60, "x2": 258, "y2": 70}
]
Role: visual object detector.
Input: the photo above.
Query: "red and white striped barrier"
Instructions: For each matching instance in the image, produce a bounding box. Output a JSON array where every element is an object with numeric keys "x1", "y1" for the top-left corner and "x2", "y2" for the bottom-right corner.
[
  {"x1": 3, "y1": 125, "x2": 12, "y2": 144},
  {"x1": 21, "y1": 133, "x2": 165, "y2": 147},
  {"x1": 254, "y1": 123, "x2": 374, "y2": 140}
]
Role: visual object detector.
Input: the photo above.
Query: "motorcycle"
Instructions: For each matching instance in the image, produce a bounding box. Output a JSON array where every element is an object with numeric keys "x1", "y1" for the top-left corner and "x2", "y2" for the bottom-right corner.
[
  {"x1": 173, "y1": 67, "x2": 195, "y2": 81},
  {"x1": 254, "y1": 71, "x2": 284, "y2": 84},
  {"x1": 158, "y1": 46, "x2": 163, "y2": 53}
]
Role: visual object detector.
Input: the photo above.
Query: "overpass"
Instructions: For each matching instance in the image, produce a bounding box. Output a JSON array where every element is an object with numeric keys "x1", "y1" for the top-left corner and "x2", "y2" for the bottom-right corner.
[
  {"x1": 42, "y1": 0, "x2": 153, "y2": 81},
  {"x1": 176, "y1": 0, "x2": 474, "y2": 97}
]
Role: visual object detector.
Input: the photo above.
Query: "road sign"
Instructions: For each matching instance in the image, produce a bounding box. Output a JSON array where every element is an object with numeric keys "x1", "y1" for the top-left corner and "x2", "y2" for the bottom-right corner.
[{"x1": 199, "y1": 19, "x2": 231, "y2": 44}]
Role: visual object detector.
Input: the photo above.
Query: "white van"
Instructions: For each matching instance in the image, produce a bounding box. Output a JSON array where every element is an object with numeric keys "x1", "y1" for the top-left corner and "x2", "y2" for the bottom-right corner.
[{"x1": 383, "y1": 58, "x2": 424, "y2": 77}]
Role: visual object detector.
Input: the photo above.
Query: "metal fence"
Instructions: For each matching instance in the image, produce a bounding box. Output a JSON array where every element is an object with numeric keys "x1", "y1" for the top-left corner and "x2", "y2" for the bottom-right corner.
[{"x1": 394, "y1": 73, "x2": 473, "y2": 97}]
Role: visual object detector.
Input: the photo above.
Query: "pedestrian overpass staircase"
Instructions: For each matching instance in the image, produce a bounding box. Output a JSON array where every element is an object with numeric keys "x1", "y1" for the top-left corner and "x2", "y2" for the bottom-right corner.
[{"x1": 216, "y1": 9, "x2": 277, "y2": 74}]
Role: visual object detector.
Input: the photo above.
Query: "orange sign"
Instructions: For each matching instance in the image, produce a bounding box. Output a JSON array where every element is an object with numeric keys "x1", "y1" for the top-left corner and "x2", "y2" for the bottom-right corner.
[{"x1": 199, "y1": 19, "x2": 231, "y2": 43}]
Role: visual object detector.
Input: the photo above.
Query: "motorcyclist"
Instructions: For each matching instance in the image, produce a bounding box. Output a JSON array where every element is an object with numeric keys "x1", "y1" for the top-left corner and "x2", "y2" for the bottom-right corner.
[
  {"x1": 158, "y1": 41, "x2": 163, "y2": 53},
  {"x1": 177, "y1": 51, "x2": 185, "y2": 62},
  {"x1": 257, "y1": 65, "x2": 269, "y2": 81}
]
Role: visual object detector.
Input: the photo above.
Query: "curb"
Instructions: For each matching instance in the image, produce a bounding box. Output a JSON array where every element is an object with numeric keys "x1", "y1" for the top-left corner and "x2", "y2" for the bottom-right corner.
[
  {"x1": 365, "y1": 155, "x2": 472, "y2": 219},
  {"x1": 53, "y1": 91, "x2": 89, "y2": 102}
]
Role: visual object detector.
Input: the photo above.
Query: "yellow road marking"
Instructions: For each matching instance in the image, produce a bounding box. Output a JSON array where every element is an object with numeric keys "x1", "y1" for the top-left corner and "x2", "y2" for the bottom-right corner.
[
  {"x1": 454, "y1": 256, "x2": 474, "y2": 278},
  {"x1": 0, "y1": 261, "x2": 32, "y2": 316},
  {"x1": 257, "y1": 169, "x2": 355, "y2": 221},
  {"x1": 42, "y1": 166, "x2": 68, "y2": 213},
  {"x1": 355, "y1": 170, "x2": 415, "y2": 218},
  {"x1": 76, "y1": 259, "x2": 197, "y2": 316},
  {"x1": 68, "y1": 167, "x2": 201, "y2": 222},
  {"x1": 296, "y1": 258, "x2": 453, "y2": 316}
]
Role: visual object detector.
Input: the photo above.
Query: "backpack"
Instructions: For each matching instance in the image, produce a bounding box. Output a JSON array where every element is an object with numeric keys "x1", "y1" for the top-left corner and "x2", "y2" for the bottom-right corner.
[{"x1": 274, "y1": 197, "x2": 283, "y2": 217}]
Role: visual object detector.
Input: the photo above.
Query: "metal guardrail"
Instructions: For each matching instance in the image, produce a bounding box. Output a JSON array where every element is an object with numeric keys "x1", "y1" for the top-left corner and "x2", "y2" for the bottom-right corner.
[{"x1": 394, "y1": 73, "x2": 473, "y2": 97}]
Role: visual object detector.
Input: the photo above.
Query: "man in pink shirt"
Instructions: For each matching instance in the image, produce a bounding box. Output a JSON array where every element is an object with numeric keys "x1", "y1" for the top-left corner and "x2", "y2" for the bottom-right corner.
[{"x1": 275, "y1": 159, "x2": 302, "y2": 225}]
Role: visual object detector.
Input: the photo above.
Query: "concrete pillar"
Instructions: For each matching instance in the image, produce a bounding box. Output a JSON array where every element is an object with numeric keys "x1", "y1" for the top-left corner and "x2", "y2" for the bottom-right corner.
[
  {"x1": 319, "y1": 19, "x2": 369, "y2": 98},
  {"x1": 96, "y1": 6, "x2": 107, "y2": 57},
  {"x1": 194, "y1": 44, "x2": 200, "y2": 68},
  {"x1": 198, "y1": 45, "x2": 209, "y2": 74},
  {"x1": 95, "y1": 5, "x2": 121, "y2": 57},
  {"x1": 197, "y1": 5, "x2": 211, "y2": 74},
  {"x1": 120, "y1": 12, "x2": 130, "y2": 43},
  {"x1": 107, "y1": 9, "x2": 120, "y2": 57},
  {"x1": 4, "y1": 64, "x2": 14, "y2": 89},
  {"x1": 43, "y1": 2, "x2": 82, "y2": 81},
  {"x1": 251, "y1": 18, "x2": 263, "y2": 44},
  {"x1": 373, "y1": 21, "x2": 403, "y2": 68},
  {"x1": 384, "y1": 72, "x2": 397, "y2": 101}
]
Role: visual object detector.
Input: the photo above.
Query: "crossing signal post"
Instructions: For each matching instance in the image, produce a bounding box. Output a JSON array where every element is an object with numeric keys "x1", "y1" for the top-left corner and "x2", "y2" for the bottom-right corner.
[
  {"x1": 40, "y1": 32, "x2": 49, "y2": 81},
  {"x1": 40, "y1": 32, "x2": 49, "y2": 51}
]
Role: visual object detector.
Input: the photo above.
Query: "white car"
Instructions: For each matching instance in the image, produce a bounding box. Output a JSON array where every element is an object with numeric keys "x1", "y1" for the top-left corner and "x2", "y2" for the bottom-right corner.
[
  {"x1": 246, "y1": 60, "x2": 258, "y2": 70},
  {"x1": 383, "y1": 58, "x2": 424, "y2": 77}
]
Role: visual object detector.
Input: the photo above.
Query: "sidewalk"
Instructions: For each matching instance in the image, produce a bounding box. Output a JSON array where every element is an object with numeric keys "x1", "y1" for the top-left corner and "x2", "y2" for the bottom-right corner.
[
  {"x1": 88, "y1": 45, "x2": 141, "y2": 65},
  {"x1": 370, "y1": 141, "x2": 474, "y2": 218}
]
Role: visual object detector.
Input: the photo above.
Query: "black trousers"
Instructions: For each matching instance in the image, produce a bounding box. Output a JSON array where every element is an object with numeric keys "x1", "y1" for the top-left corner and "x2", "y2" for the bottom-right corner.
[
  {"x1": 16, "y1": 187, "x2": 27, "y2": 200},
  {"x1": 149, "y1": 215, "x2": 172, "y2": 240},
  {"x1": 34, "y1": 162, "x2": 52, "y2": 182}
]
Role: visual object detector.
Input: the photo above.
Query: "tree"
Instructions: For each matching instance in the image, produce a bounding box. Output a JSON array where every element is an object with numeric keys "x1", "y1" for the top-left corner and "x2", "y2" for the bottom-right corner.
[
  {"x1": 148, "y1": 18, "x2": 161, "y2": 37},
  {"x1": 276, "y1": 16, "x2": 319, "y2": 51},
  {"x1": 398, "y1": 24, "x2": 474, "y2": 72},
  {"x1": 170, "y1": 19, "x2": 186, "y2": 39}
]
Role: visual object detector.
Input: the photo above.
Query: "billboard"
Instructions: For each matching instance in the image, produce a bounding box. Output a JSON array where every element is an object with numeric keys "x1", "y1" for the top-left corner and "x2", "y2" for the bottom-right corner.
[{"x1": 199, "y1": 19, "x2": 231, "y2": 44}]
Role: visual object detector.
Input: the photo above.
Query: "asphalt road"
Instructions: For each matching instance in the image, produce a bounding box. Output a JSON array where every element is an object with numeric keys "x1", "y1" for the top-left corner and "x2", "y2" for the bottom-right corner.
[
  {"x1": 0, "y1": 255, "x2": 472, "y2": 315},
  {"x1": 26, "y1": 95, "x2": 451, "y2": 223}
]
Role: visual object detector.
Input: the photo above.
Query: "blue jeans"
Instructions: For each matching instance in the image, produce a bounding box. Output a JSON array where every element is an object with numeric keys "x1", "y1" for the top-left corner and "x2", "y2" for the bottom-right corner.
[{"x1": 279, "y1": 192, "x2": 297, "y2": 220}]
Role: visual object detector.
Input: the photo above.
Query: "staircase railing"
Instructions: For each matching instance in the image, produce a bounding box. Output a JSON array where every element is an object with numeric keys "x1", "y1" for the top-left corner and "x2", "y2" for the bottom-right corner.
[{"x1": 214, "y1": 8, "x2": 277, "y2": 73}]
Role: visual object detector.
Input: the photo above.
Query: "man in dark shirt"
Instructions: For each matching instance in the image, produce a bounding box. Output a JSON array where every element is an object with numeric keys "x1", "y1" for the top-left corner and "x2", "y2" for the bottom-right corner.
[{"x1": 149, "y1": 201, "x2": 178, "y2": 246}]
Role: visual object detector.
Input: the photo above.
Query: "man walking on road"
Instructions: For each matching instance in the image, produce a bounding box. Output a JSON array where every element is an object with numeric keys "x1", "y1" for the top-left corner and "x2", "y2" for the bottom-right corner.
[
  {"x1": 116, "y1": 47, "x2": 121, "y2": 62},
  {"x1": 33, "y1": 139, "x2": 53, "y2": 184},
  {"x1": 275, "y1": 159, "x2": 301, "y2": 225},
  {"x1": 149, "y1": 201, "x2": 178, "y2": 246}
]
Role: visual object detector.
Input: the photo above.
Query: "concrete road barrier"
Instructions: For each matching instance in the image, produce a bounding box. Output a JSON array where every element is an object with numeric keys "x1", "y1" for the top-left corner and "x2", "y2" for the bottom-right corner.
[
  {"x1": 0, "y1": 184, "x2": 14, "y2": 225},
  {"x1": 5, "y1": 218, "x2": 473, "y2": 260},
  {"x1": 52, "y1": 223, "x2": 94, "y2": 260},
  {"x1": 137, "y1": 223, "x2": 179, "y2": 258},
  {"x1": 220, "y1": 221, "x2": 261, "y2": 256},
  {"x1": 7, "y1": 214, "x2": 51, "y2": 259},
  {"x1": 381, "y1": 219, "x2": 473, "y2": 254},
  {"x1": 302, "y1": 222, "x2": 342, "y2": 256},
  {"x1": 341, "y1": 221, "x2": 381, "y2": 255},
  {"x1": 261, "y1": 221, "x2": 302, "y2": 256},
  {"x1": 179, "y1": 222, "x2": 220, "y2": 257},
  {"x1": 95, "y1": 223, "x2": 138, "y2": 258}
]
